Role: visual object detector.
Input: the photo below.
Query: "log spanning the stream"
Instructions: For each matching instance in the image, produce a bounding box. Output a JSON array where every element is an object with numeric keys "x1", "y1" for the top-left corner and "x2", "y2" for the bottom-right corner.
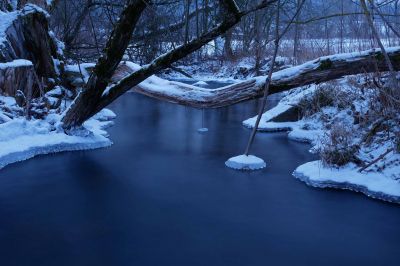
[{"x1": 122, "y1": 47, "x2": 400, "y2": 108}]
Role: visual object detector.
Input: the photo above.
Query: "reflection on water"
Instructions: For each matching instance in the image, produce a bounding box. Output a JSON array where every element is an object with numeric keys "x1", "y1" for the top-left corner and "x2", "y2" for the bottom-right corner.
[{"x1": 0, "y1": 88, "x2": 399, "y2": 266}]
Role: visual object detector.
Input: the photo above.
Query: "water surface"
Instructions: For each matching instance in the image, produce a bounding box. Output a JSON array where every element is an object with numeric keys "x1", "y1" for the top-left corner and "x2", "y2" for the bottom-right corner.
[{"x1": 0, "y1": 88, "x2": 399, "y2": 266}]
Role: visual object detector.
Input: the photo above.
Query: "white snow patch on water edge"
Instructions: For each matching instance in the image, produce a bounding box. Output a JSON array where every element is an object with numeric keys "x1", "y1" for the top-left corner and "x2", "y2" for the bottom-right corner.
[
  {"x1": 293, "y1": 160, "x2": 400, "y2": 204},
  {"x1": 242, "y1": 79, "x2": 400, "y2": 203},
  {"x1": 225, "y1": 155, "x2": 266, "y2": 170},
  {"x1": 0, "y1": 107, "x2": 116, "y2": 170},
  {"x1": 243, "y1": 85, "x2": 317, "y2": 130}
]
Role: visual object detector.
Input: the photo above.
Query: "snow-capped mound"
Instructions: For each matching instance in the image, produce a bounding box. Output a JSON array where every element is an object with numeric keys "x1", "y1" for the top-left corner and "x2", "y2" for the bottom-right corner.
[{"x1": 225, "y1": 155, "x2": 266, "y2": 170}]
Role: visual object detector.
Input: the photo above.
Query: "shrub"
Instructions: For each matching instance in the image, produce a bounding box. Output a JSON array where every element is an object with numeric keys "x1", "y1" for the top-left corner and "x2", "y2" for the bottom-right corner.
[
  {"x1": 297, "y1": 83, "x2": 354, "y2": 117},
  {"x1": 320, "y1": 123, "x2": 360, "y2": 167}
]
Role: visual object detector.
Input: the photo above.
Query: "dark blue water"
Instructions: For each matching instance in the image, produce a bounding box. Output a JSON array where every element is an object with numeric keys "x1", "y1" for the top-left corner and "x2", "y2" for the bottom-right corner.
[{"x1": 0, "y1": 91, "x2": 399, "y2": 266}]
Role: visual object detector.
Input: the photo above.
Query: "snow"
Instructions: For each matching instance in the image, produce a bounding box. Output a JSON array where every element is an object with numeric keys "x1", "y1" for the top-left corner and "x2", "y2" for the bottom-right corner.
[
  {"x1": 197, "y1": 127, "x2": 209, "y2": 133},
  {"x1": 243, "y1": 85, "x2": 317, "y2": 131},
  {"x1": 0, "y1": 10, "x2": 18, "y2": 45},
  {"x1": 225, "y1": 155, "x2": 266, "y2": 170},
  {"x1": 193, "y1": 80, "x2": 208, "y2": 87},
  {"x1": 294, "y1": 160, "x2": 400, "y2": 204},
  {"x1": 0, "y1": 59, "x2": 33, "y2": 69},
  {"x1": 0, "y1": 95, "x2": 116, "y2": 170},
  {"x1": 49, "y1": 31, "x2": 65, "y2": 57},
  {"x1": 102, "y1": 61, "x2": 214, "y2": 101},
  {"x1": 21, "y1": 4, "x2": 50, "y2": 18},
  {"x1": 65, "y1": 63, "x2": 95, "y2": 83},
  {"x1": 243, "y1": 77, "x2": 400, "y2": 203}
]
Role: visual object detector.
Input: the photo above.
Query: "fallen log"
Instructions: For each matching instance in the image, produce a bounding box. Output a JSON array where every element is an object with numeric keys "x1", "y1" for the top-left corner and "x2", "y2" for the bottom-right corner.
[{"x1": 122, "y1": 47, "x2": 400, "y2": 108}]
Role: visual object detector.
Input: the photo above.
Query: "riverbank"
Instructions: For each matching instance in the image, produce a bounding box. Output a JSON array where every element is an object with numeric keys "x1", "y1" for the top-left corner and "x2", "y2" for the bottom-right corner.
[
  {"x1": 1, "y1": 92, "x2": 399, "y2": 266},
  {"x1": 0, "y1": 94, "x2": 115, "y2": 170},
  {"x1": 244, "y1": 79, "x2": 400, "y2": 204}
]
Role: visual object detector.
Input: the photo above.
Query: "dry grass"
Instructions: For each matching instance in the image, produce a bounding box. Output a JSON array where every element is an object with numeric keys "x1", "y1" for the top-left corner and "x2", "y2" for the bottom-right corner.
[
  {"x1": 297, "y1": 82, "x2": 355, "y2": 117},
  {"x1": 319, "y1": 123, "x2": 360, "y2": 167}
]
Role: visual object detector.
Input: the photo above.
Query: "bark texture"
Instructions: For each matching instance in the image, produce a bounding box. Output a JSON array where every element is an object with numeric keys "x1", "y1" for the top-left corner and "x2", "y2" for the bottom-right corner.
[
  {"x1": 0, "y1": 61, "x2": 41, "y2": 97},
  {"x1": 61, "y1": 0, "x2": 148, "y2": 129},
  {"x1": 0, "y1": 5, "x2": 59, "y2": 95},
  {"x1": 120, "y1": 47, "x2": 400, "y2": 108},
  {"x1": 62, "y1": 0, "x2": 255, "y2": 129},
  {"x1": 0, "y1": 0, "x2": 13, "y2": 11}
]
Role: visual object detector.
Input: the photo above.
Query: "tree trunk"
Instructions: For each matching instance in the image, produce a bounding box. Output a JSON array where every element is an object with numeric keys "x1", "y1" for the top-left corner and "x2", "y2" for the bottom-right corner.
[
  {"x1": 61, "y1": 0, "x2": 147, "y2": 129},
  {"x1": 360, "y1": 0, "x2": 397, "y2": 84},
  {"x1": 62, "y1": 0, "x2": 250, "y2": 129},
  {"x1": 0, "y1": 5, "x2": 60, "y2": 95},
  {"x1": 184, "y1": 0, "x2": 191, "y2": 44},
  {"x1": 0, "y1": 60, "x2": 41, "y2": 97},
  {"x1": 223, "y1": 29, "x2": 234, "y2": 59},
  {"x1": 123, "y1": 47, "x2": 400, "y2": 108}
]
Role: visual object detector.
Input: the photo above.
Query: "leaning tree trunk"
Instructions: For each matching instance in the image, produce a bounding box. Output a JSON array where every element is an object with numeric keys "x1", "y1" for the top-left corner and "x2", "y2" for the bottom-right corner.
[
  {"x1": 62, "y1": 0, "x2": 255, "y2": 129},
  {"x1": 61, "y1": 0, "x2": 148, "y2": 129}
]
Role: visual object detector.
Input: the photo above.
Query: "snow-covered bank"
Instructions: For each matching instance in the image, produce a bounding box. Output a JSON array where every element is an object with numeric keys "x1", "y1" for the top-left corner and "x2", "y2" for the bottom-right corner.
[
  {"x1": 244, "y1": 79, "x2": 400, "y2": 204},
  {"x1": 243, "y1": 86, "x2": 317, "y2": 131},
  {"x1": 294, "y1": 161, "x2": 400, "y2": 204},
  {"x1": 161, "y1": 56, "x2": 288, "y2": 81},
  {"x1": 0, "y1": 95, "x2": 115, "y2": 170}
]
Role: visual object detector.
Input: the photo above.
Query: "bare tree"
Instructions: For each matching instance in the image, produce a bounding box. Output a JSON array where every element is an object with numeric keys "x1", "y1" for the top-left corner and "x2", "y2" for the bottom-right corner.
[
  {"x1": 360, "y1": 0, "x2": 398, "y2": 89},
  {"x1": 62, "y1": 0, "x2": 279, "y2": 129}
]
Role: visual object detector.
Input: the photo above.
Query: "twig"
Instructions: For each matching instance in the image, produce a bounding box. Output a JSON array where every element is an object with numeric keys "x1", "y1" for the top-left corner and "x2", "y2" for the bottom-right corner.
[{"x1": 358, "y1": 148, "x2": 394, "y2": 172}]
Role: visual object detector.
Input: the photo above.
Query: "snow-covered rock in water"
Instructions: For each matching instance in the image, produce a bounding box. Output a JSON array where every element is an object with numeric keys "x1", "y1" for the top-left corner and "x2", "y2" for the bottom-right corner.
[
  {"x1": 225, "y1": 155, "x2": 266, "y2": 170},
  {"x1": 197, "y1": 127, "x2": 209, "y2": 133},
  {"x1": 293, "y1": 160, "x2": 400, "y2": 204}
]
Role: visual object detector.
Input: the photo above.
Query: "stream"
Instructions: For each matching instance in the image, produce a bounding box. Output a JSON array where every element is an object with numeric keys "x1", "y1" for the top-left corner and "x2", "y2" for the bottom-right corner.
[{"x1": 0, "y1": 80, "x2": 399, "y2": 266}]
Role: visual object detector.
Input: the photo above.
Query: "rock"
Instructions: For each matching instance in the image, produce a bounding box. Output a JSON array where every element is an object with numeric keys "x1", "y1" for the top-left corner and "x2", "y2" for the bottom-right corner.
[{"x1": 15, "y1": 90, "x2": 26, "y2": 107}]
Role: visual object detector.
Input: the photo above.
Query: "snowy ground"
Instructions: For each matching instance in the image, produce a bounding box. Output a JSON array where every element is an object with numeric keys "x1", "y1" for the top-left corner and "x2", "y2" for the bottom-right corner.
[
  {"x1": 244, "y1": 79, "x2": 400, "y2": 204},
  {"x1": 161, "y1": 56, "x2": 288, "y2": 81},
  {"x1": 0, "y1": 94, "x2": 115, "y2": 170},
  {"x1": 294, "y1": 160, "x2": 400, "y2": 204}
]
